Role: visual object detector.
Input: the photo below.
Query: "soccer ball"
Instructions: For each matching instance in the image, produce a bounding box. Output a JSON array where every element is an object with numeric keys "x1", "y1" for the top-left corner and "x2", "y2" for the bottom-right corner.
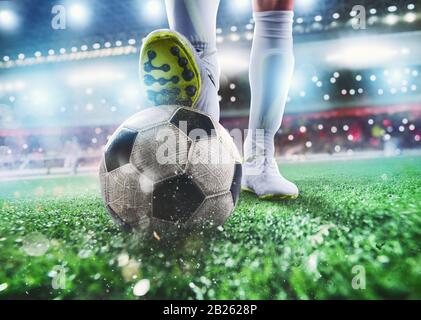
[{"x1": 99, "y1": 105, "x2": 242, "y2": 237}]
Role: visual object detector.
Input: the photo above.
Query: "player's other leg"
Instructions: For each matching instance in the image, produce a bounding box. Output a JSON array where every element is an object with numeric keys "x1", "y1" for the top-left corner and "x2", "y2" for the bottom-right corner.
[
  {"x1": 242, "y1": 0, "x2": 298, "y2": 199},
  {"x1": 140, "y1": 0, "x2": 221, "y2": 121}
]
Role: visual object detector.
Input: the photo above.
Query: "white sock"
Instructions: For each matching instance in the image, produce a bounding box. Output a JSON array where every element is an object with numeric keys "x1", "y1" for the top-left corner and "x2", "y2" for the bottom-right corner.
[
  {"x1": 244, "y1": 11, "x2": 294, "y2": 161},
  {"x1": 165, "y1": 0, "x2": 221, "y2": 88}
]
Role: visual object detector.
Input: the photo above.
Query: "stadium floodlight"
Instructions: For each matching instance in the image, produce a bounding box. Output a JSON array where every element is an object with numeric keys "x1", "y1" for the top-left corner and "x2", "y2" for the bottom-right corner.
[
  {"x1": 230, "y1": 33, "x2": 240, "y2": 42},
  {"x1": 69, "y1": 3, "x2": 90, "y2": 27},
  {"x1": 231, "y1": 0, "x2": 251, "y2": 14},
  {"x1": 0, "y1": 9, "x2": 18, "y2": 30},
  {"x1": 142, "y1": 0, "x2": 165, "y2": 23},
  {"x1": 385, "y1": 14, "x2": 399, "y2": 25},
  {"x1": 387, "y1": 6, "x2": 397, "y2": 13},
  {"x1": 404, "y1": 12, "x2": 416, "y2": 23},
  {"x1": 296, "y1": 0, "x2": 315, "y2": 12}
]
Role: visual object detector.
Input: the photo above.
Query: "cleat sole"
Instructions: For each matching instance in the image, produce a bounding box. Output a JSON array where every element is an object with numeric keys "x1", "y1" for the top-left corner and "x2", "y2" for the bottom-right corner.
[{"x1": 140, "y1": 30, "x2": 201, "y2": 108}]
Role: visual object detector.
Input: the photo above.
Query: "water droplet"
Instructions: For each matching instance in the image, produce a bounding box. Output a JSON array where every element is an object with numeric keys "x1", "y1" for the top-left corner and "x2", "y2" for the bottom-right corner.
[
  {"x1": 133, "y1": 279, "x2": 150, "y2": 297},
  {"x1": 0, "y1": 283, "x2": 8, "y2": 292},
  {"x1": 22, "y1": 232, "x2": 50, "y2": 257}
]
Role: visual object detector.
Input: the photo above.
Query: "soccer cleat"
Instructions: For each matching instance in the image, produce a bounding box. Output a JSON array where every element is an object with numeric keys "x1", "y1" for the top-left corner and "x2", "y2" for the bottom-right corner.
[
  {"x1": 241, "y1": 157, "x2": 299, "y2": 200},
  {"x1": 140, "y1": 29, "x2": 203, "y2": 108}
]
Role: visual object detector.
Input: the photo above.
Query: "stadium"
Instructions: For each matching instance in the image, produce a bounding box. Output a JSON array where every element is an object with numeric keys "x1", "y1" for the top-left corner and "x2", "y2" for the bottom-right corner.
[{"x1": 1, "y1": 0, "x2": 421, "y2": 300}]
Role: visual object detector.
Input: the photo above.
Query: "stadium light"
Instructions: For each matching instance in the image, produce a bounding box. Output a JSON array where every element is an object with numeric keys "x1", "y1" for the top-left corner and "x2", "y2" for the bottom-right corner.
[
  {"x1": 0, "y1": 9, "x2": 18, "y2": 30},
  {"x1": 332, "y1": 13, "x2": 340, "y2": 20},
  {"x1": 404, "y1": 12, "x2": 416, "y2": 23},
  {"x1": 296, "y1": 0, "x2": 315, "y2": 12},
  {"x1": 384, "y1": 14, "x2": 399, "y2": 25},
  {"x1": 387, "y1": 6, "x2": 397, "y2": 13},
  {"x1": 231, "y1": 0, "x2": 251, "y2": 14},
  {"x1": 142, "y1": 0, "x2": 165, "y2": 23},
  {"x1": 69, "y1": 3, "x2": 90, "y2": 27}
]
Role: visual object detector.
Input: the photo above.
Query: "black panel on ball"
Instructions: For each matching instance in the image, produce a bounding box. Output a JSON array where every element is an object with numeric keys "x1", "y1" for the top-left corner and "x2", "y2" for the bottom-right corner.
[
  {"x1": 170, "y1": 108, "x2": 216, "y2": 141},
  {"x1": 105, "y1": 127, "x2": 138, "y2": 172},
  {"x1": 230, "y1": 162, "x2": 242, "y2": 206},
  {"x1": 153, "y1": 174, "x2": 205, "y2": 224}
]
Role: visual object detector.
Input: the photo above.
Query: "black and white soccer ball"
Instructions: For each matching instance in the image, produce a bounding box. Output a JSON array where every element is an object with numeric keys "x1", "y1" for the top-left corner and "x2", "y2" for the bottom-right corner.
[{"x1": 99, "y1": 105, "x2": 242, "y2": 237}]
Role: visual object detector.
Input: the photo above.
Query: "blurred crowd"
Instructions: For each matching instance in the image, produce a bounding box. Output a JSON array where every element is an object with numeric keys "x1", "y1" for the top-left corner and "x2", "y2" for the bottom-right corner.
[{"x1": 1, "y1": 111, "x2": 419, "y2": 172}]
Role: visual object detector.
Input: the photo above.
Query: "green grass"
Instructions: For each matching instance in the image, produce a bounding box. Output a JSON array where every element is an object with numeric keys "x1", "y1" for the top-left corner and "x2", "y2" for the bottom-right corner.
[{"x1": 1, "y1": 156, "x2": 421, "y2": 299}]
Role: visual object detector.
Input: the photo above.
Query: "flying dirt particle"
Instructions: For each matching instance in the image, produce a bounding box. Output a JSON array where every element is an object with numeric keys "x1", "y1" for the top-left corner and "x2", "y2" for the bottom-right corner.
[{"x1": 153, "y1": 231, "x2": 161, "y2": 241}]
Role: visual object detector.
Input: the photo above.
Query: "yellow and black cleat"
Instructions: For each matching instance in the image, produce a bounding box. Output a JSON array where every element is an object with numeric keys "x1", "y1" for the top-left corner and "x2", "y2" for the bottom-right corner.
[{"x1": 140, "y1": 30, "x2": 202, "y2": 108}]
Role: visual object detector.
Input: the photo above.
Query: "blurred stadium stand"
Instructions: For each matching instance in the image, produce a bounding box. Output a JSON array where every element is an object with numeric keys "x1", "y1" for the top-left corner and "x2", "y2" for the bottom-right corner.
[{"x1": 0, "y1": 0, "x2": 420, "y2": 176}]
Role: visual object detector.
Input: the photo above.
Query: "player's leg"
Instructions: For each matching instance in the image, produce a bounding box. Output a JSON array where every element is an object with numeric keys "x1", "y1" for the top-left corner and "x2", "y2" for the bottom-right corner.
[
  {"x1": 165, "y1": 0, "x2": 220, "y2": 85},
  {"x1": 140, "y1": 0, "x2": 221, "y2": 120},
  {"x1": 242, "y1": 0, "x2": 298, "y2": 199}
]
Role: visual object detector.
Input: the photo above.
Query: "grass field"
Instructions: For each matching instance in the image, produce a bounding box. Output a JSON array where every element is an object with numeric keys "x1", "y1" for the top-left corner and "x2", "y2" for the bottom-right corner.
[{"x1": 1, "y1": 156, "x2": 421, "y2": 300}]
